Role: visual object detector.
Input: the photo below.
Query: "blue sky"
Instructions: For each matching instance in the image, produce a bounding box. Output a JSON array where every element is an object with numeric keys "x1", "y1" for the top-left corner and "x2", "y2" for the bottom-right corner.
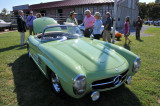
[{"x1": 0, "y1": 0, "x2": 156, "y2": 13}]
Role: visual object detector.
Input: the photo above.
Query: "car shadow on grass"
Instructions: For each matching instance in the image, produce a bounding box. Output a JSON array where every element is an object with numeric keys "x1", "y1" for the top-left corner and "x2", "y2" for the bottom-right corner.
[{"x1": 9, "y1": 54, "x2": 141, "y2": 106}]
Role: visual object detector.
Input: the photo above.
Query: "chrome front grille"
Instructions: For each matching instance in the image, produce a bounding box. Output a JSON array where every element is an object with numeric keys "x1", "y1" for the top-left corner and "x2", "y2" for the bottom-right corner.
[{"x1": 91, "y1": 70, "x2": 128, "y2": 90}]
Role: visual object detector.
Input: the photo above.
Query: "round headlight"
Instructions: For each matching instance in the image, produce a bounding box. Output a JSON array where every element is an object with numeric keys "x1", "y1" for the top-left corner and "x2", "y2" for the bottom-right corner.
[
  {"x1": 133, "y1": 57, "x2": 141, "y2": 73},
  {"x1": 73, "y1": 74, "x2": 86, "y2": 95}
]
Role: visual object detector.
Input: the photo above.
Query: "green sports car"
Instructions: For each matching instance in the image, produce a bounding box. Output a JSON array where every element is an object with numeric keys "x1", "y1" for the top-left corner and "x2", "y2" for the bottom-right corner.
[{"x1": 27, "y1": 17, "x2": 141, "y2": 101}]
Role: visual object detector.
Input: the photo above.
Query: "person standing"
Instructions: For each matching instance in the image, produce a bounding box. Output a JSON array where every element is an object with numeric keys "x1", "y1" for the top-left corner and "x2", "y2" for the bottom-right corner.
[
  {"x1": 17, "y1": 10, "x2": 26, "y2": 46},
  {"x1": 102, "y1": 12, "x2": 112, "y2": 43},
  {"x1": 135, "y1": 16, "x2": 143, "y2": 40},
  {"x1": 121, "y1": 16, "x2": 131, "y2": 44},
  {"x1": 84, "y1": 10, "x2": 96, "y2": 37},
  {"x1": 93, "y1": 12, "x2": 102, "y2": 40},
  {"x1": 26, "y1": 11, "x2": 36, "y2": 35},
  {"x1": 66, "y1": 11, "x2": 78, "y2": 25},
  {"x1": 36, "y1": 13, "x2": 42, "y2": 18}
]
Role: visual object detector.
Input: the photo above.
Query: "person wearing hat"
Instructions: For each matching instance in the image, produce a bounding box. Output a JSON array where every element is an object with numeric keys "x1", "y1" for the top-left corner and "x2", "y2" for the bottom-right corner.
[
  {"x1": 121, "y1": 16, "x2": 131, "y2": 44},
  {"x1": 102, "y1": 12, "x2": 112, "y2": 43},
  {"x1": 93, "y1": 12, "x2": 102, "y2": 40},
  {"x1": 26, "y1": 11, "x2": 36, "y2": 35},
  {"x1": 66, "y1": 11, "x2": 78, "y2": 25},
  {"x1": 135, "y1": 16, "x2": 143, "y2": 40}
]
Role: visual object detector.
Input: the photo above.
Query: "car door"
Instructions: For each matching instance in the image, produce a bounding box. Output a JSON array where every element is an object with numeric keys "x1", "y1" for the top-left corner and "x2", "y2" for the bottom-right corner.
[{"x1": 29, "y1": 37, "x2": 41, "y2": 64}]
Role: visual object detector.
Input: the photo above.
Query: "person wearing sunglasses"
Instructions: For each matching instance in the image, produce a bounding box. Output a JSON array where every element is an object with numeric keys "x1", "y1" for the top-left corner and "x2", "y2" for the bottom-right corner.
[
  {"x1": 26, "y1": 11, "x2": 36, "y2": 35},
  {"x1": 84, "y1": 10, "x2": 96, "y2": 38}
]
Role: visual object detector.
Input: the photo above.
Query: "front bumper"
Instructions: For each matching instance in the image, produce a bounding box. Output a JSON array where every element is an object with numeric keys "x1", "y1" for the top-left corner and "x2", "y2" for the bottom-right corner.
[{"x1": 60, "y1": 69, "x2": 133, "y2": 100}]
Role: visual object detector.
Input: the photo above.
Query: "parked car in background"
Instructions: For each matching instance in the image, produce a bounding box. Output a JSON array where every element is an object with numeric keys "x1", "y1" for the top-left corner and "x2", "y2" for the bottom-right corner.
[
  {"x1": 0, "y1": 19, "x2": 11, "y2": 30},
  {"x1": 144, "y1": 21, "x2": 154, "y2": 25},
  {"x1": 11, "y1": 17, "x2": 18, "y2": 29},
  {"x1": 154, "y1": 20, "x2": 160, "y2": 26},
  {"x1": 27, "y1": 17, "x2": 141, "y2": 101},
  {"x1": 144, "y1": 21, "x2": 148, "y2": 25},
  {"x1": 78, "y1": 23, "x2": 118, "y2": 36}
]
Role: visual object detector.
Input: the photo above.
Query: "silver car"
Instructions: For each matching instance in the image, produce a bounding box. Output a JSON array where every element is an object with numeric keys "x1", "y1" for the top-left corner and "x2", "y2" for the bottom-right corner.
[{"x1": 78, "y1": 23, "x2": 118, "y2": 35}]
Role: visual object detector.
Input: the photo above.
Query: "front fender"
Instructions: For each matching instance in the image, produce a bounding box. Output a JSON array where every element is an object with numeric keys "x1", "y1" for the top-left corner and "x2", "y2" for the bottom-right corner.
[
  {"x1": 38, "y1": 55, "x2": 78, "y2": 97},
  {"x1": 38, "y1": 48, "x2": 87, "y2": 98}
]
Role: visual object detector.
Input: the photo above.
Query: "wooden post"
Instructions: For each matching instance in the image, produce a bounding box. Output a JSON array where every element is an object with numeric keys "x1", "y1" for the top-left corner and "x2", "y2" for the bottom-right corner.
[{"x1": 112, "y1": 0, "x2": 117, "y2": 44}]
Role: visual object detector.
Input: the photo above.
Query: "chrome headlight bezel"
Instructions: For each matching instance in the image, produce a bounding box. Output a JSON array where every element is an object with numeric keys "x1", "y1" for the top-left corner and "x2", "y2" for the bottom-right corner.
[
  {"x1": 133, "y1": 57, "x2": 141, "y2": 73},
  {"x1": 73, "y1": 74, "x2": 87, "y2": 95}
]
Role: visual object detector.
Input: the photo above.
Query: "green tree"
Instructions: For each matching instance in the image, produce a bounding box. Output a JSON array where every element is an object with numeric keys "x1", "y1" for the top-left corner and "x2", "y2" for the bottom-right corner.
[
  {"x1": 155, "y1": 0, "x2": 160, "y2": 3},
  {"x1": 139, "y1": 3, "x2": 147, "y2": 19},
  {"x1": 1, "y1": 8, "x2": 7, "y2": 16},
  {"x1": 148, "y1": 3, "x2": 160, "y2": 20},
  {"x1": 139, "y1": 2, "x2": 160, "y2": 20}
]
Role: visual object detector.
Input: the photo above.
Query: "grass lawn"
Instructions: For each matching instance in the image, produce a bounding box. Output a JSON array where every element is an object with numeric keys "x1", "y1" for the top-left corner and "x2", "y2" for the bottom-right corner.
[{"x1": 0, "y1": 28, "x2": 160, "y2": 106}]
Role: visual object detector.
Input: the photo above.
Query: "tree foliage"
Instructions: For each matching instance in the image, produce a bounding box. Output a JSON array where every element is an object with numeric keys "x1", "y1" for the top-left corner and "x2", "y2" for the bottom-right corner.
[
  {"x1": 1, "y1": 8, "x2": 7, "y2": 16},
  {"x1": 139, "y1": 2, "x2": 160, "y2": 20},
  {"x1": 139, "y1": 3, "x2": 147, "y2": 19},
  {"x1": 155, "y1": 0, "x2": 160, "y2": 3}
]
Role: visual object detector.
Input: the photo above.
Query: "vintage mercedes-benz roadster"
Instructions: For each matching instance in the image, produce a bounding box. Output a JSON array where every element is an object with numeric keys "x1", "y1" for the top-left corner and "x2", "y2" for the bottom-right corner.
[{"x1": 27, "y1": 17, "x2": 141, "y2": 101}]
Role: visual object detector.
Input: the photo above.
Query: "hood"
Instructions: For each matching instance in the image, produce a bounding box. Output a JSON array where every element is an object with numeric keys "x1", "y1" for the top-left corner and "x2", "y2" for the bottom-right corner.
[
  {"x1": 41, "y1": 38, "x2": 129, "y2": 79},
  {"x1": 33, "y1": 17, "x2": 58, "y2": 34}
]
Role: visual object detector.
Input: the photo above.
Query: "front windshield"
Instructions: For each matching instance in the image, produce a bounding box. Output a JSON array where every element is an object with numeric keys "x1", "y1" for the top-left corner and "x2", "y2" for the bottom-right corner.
[{"x1": 42, "y1": 26, "x2": 83, "y2": 40}]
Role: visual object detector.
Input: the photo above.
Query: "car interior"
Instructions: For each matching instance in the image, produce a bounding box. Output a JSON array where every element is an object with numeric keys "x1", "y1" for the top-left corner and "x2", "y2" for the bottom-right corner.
[{"x1": 35, "y1": 31, "x2": 70, "y2": 39}]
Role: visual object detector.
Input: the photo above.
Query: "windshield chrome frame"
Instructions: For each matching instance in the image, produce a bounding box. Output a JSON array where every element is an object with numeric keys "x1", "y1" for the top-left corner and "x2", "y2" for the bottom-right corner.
[{"x1": 41, "y1": 25, "x2": 82, "y2": 41}]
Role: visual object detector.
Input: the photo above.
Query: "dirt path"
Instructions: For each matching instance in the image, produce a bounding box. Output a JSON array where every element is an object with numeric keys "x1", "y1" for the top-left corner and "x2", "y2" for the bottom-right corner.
[
  {"x1": 117, "y1": 25, "x2": 160, "y2": 36},
  {"x1": 130, "y1": 25, "x2": 160, "y2": 36},
  {"x1": 0, "y1": 30, "x2": 17, "y2": 34}
]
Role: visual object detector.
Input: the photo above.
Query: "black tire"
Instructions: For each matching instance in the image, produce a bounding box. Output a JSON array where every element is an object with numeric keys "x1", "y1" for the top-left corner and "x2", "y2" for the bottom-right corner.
[
  {"x1": 27, "y1": 44, "x2": 32, "y2": 60},
  {"x1": 48, "y1": 69, "x2": 64, "y2": 95}
]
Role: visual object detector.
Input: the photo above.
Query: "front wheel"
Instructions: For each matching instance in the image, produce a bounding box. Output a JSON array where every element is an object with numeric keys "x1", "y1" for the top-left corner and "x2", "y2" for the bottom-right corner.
[
  {"x1": 51, "y1": 72, "x2": 61, "y2": 93},
  {"x1": 27, "y1": 44, "x2": 31, "y2": 59},
  {"x1": 49, "y1": 71, "x2": 64, "y2": 95}
]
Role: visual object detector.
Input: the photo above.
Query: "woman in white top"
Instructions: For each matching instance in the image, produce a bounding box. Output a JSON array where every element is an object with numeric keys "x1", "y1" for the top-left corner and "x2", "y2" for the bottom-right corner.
[{"x1": 93, "y1": 12, "x2": 102, "y2": 40}]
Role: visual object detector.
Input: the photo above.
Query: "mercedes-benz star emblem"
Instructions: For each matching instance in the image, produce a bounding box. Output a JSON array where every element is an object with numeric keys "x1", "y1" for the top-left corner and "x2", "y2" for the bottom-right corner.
[{"x1": 115, "y1": 68, "x2": 119, "y2": 71}]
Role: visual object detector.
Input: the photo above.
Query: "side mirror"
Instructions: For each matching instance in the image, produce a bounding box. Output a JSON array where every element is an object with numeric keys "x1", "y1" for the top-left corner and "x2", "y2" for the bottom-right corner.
[{"x1": 90, "y1": 34, "x2": 94, "y2": 40}]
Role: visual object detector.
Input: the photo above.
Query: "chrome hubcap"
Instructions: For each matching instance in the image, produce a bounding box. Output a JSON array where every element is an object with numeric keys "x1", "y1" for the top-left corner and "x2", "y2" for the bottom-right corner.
[{"x1": 51, "y1": 74, "x2": 61, "y2": 93}]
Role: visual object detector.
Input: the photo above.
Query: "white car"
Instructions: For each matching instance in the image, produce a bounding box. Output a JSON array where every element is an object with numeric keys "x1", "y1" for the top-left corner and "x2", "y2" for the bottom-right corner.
[
  {"x1": 0, "y1": 19, "x2": 11, "y2": 28},
  {"x1": 154, "y1": 20, "x2": 160, "y2": 26},
  {"x1": 78, "y1": 23, "x2": 118, "y2": 35}
]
